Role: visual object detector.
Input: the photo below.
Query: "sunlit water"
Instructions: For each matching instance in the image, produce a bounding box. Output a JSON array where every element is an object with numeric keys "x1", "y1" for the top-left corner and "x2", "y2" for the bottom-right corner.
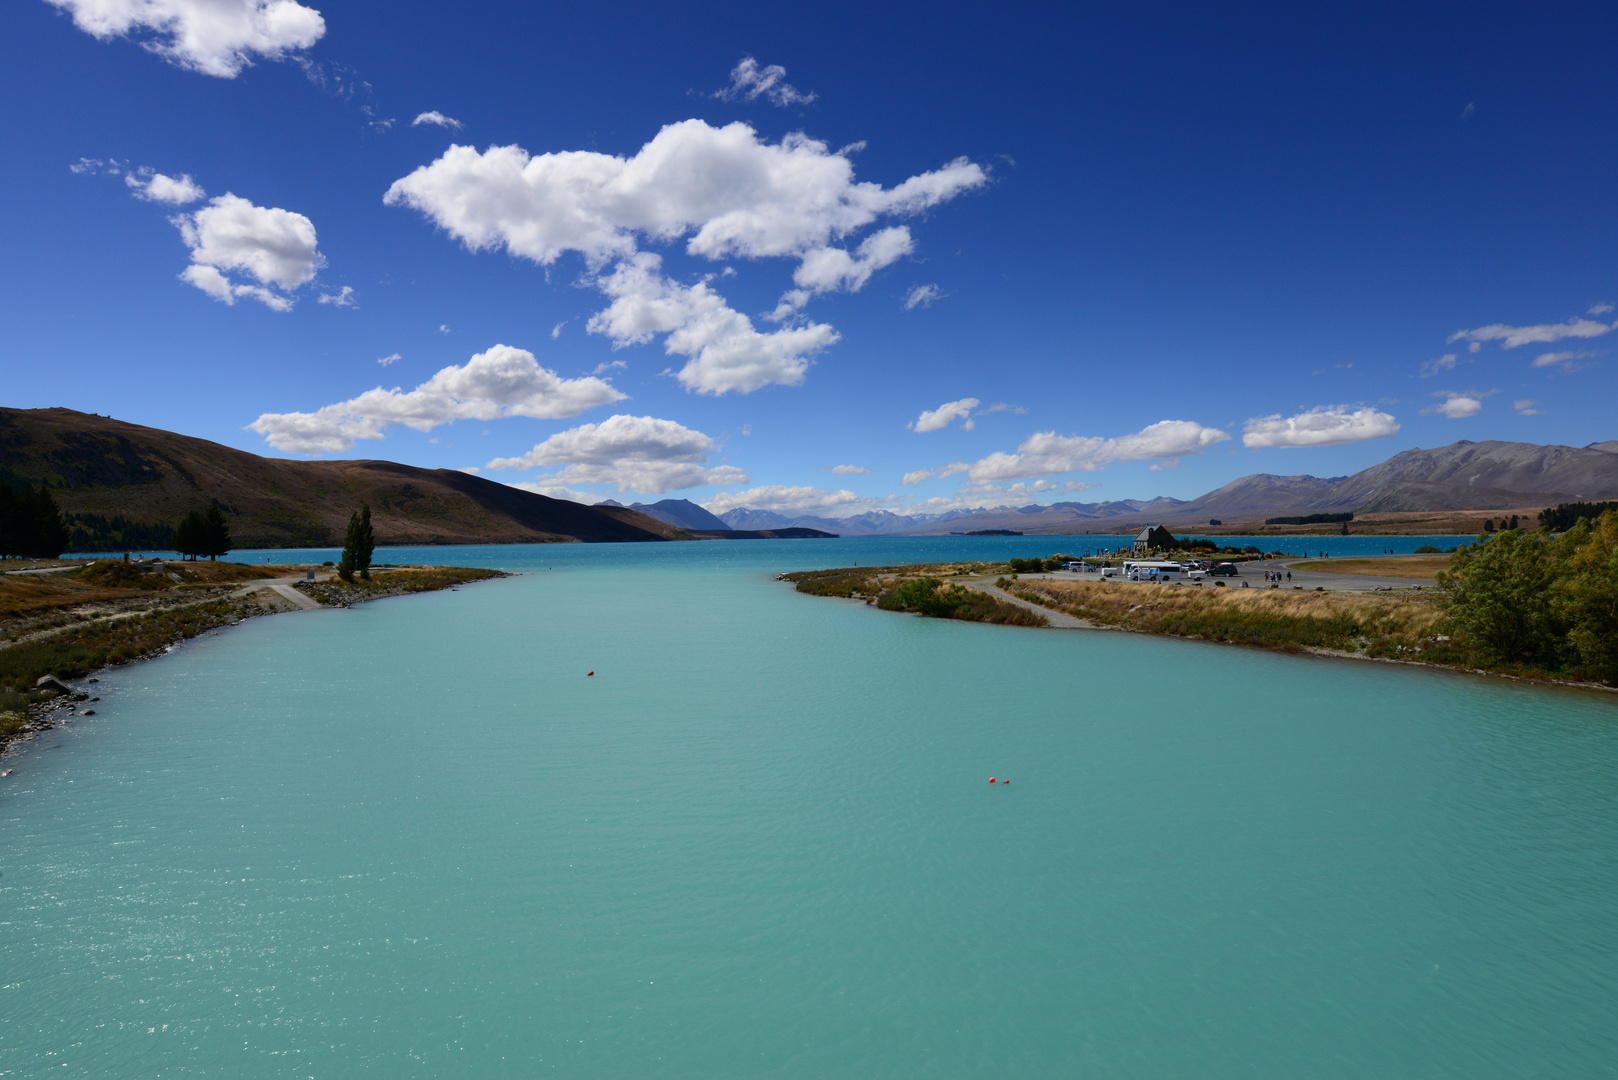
[{"x1": 3, "y1": 538, "x2": 1616, "y2": 1078}]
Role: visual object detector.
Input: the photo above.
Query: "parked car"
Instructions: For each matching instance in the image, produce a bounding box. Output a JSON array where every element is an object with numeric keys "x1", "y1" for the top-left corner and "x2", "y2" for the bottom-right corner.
[{"x1": 1206, "y1": 562, "x2": 1239, "y2": 576}]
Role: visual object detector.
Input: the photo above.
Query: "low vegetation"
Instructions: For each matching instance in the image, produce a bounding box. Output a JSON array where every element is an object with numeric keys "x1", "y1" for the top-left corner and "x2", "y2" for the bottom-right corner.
[
  {"x1": 782, "y1": 564, "x2": 1045, "y2": 626},
  {"x1": 295, "y1": 565, "x2": 505, "y2": 606},
  {"x1": 789, "y1": 517, "x2": 1618, "y2": 689},
  {"x1": 1010, "y1": 578, "x2": 1446, "y2": 657}
]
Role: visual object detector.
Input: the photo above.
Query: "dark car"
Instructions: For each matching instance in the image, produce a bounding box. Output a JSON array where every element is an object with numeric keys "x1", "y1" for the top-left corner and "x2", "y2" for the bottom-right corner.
[{"x1": 1207, "y1": 562, "x2": 1240, "y2": 576}]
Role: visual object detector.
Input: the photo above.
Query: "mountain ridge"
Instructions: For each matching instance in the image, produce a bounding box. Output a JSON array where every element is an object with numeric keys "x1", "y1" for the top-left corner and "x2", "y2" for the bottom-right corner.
[{"x1": 0, "y1": 407, "x2": 689, "y2": 548}]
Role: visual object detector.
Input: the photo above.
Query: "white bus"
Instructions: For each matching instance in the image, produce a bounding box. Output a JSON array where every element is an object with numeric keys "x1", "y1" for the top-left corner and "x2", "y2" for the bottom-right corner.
[{"x1": 1121, "y1": 560, "x2": 1185, "y2": 582}]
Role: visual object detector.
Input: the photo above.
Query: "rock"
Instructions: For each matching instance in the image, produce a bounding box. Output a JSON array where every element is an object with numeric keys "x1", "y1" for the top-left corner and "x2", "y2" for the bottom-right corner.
[
  {"x1": 81, "y1": 709, "x2": 96, "y2": 716},
  {"x1": 35, "y1": 675, "x2": 73, "y2": 695}
]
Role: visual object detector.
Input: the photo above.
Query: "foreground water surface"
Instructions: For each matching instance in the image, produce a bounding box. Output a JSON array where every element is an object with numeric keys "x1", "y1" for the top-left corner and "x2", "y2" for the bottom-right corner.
[{"x1": 3, "y1": 538, "x2": 1616, "y2": 1077}]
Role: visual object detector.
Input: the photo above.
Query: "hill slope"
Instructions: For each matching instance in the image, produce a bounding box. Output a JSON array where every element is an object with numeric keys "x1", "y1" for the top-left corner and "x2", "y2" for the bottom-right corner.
[{"x1": 0, "y1": 408, "x2": 688, "y2": 548}]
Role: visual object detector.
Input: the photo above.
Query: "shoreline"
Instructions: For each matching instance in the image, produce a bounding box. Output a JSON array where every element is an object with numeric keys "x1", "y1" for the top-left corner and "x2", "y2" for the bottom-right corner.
[
  {"x1": 782, "y1": 561, "x2": 1618, "y2": 697},
  {"x1": 0, "y1": 564, "x2": 510, "y2": 767}
]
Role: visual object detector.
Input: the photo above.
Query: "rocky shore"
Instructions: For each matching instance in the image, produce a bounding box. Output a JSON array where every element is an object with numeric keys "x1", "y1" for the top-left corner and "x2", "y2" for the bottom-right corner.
[{"x1": 0, "y1": 564, "x2": 509, "y2": 765}]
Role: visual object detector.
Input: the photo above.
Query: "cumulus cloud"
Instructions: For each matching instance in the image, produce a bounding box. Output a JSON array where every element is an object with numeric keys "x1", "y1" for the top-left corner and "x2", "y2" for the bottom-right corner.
[
  {"x1": 588, "y1": 253, "x2": 840, "y2": 393},
  {"x1": 318, "y1": 285, "x2": 356, "y2": 307},
  {"x1": 770, "y1": 226, "x2": 913, "y2": 317},
  {"x1": 247, "y1": 344, "x2": 626, "y2": 453},
  {"x1": 124, "y1": 168, "x2": 205, "y2": 204},
  {"x1": 384, "y1": 120, "x2": 985, "y2": 393},
  {"x1": 714, "y1": 56, "x2": 816, "y2": 107},
  {"x1": 377, "y1": 352, "x2": 400, "y2": 366},
  {"x1": 412, "y1": 110, "x2": 463, "y2": 130},
  {"x1": 485, "y1": 414, "x2": 747, "y2": 494},
  {"x1": 828, "y1": 464, "x2": 872, "y2": 475},
  {"x1": 46, "y1": 0, "x2": 325, "y2": 78},
  {"x1": 702, "y1": 484, "x2": 887, "y2": 517},
  {"x1": 1241, "y1": 406, "x2": 1401, "y2": 449},
  {"x1": 1449, "y1": 316, "x2": 1613, "y2": 350},
  {"x1": 1588, "y1": 303, "x2": 1614, "y2": 316},
  {"x1": 1514, "y1": 399, "x2": 1544, "y2": 416},
  {"x1": 174, "y1": 193, "x2": 323, "y2": 309},
  {"x1": 904, "y1": 283, "x2": 942, "y2": 310},
  {"x1": 963, "y1": 420, "x2": 1230, "y2": 484},
  {"x1": 911, "y1": 397, "x2": 979, "y2": 433},
  {"x1": 1424, "y1": 394, "x2": 1484, "y2": 419}
]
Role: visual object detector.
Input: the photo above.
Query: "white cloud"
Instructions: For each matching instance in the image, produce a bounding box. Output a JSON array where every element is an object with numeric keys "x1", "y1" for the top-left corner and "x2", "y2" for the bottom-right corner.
[
  {"x1": 377, "y1": 352, "x2": 401, "y2": 366},
  {"x1": 904, "y1": 283, "x2": 942, "y2": 310},
  {"x1": 828, "y1": 465, "x2": 872, "y2": 475},
  {"x1": 1449, "y1": 316, "x2": 1613, "y2": 350},
  {"x1": 588, "y1": 253, "x2": 839, "y2": 394},
  {"x1": 1588, "y1": 303, "x2": 1614, "y2": 315},
  {"x1": 902, "y1": 462, "x2": 969, "y2": 485},
  {"x1": 70, "y1": 157, "x2": 110, "y2": 175},
  {"x1": 46, "y1": 0, "x2": 325, "y2": 78},
  {"x1": 911, "y1": 397, "x2": 979, "y2": 433},
  {"x1": 247, "y1": 344, "x2": 626, "y2": 453},
  {"x1": 964, "y1": 420, "x2": 1230, "y2": 484},
  {"x1": 1419, "y1": 352, "x2": 1464, "y2": 378},
  {"x1": 174, "y1": 193, "x2": 322, "y2": 309},
  {"x1": 1514, "y1": 399, "x2": 1544, "y2": 416},
  {"x1": 714, "y1": 56, "x2": 816, "y2": 107},
  {"x1": 124, "y1": 168, "x2": 205, "y2": 204},
  {"x1": 438, "y1": 324, "x2": 450, "y2": 333},
  {"x1": 1241, "y1": 406, "x2": 1401, "y2": 449},
  {"x1": 318, "y1": 285, "x2": 356, "y2": 307},
  {"x1": 702, "y1": 484, "x2": 886, "y2": 517},
  {"x1": 1424, "y1": 394, "x2": 1484, "y2": 419},
  {"x1": 384, "y1": 120, "x2": 985, "y2": 394},
  {"x1": 486, "y1": 414, "x2": 747, "y2": 494},
  {"x1": 790, "y1": 226, "x2": 912, "y2": 296},
  {"x1": 385, "y1": 121, "x2": 983, "y2": 266},
  {"x1": 412, "y1": 110, "x2": 463, "y2": 130},
  {"x1": 457, "y1": 466, "x2": 479, "y2": 475},
  {"x1": 1531, "y1": 350, "x2": 1598, "y2": 371}
]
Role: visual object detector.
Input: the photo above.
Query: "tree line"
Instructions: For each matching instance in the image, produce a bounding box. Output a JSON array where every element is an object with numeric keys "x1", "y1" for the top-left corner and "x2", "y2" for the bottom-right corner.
[
  {"x1": 1440, "y1": 510, "x2": 1618, "y2": 683},
  {"x1": 0, "y1": 481, "x2": 71, "y2": 559}
]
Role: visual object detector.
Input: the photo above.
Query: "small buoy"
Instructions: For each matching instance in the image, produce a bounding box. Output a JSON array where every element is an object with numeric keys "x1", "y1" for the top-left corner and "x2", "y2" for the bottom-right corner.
[
  {"x1": 587, "y1": 671, "x2": 594, "y2": 676},
  {"x1": 989, "y1": 777, "x2": 995, "y2": 783}
]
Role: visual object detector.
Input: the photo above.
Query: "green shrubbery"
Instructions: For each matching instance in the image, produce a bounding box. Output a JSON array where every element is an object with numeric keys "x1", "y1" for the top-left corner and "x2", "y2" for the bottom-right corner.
[
  {"x1": 877, "y1": 576, "x2": 1046, "y2": 626},
  {"x1": 1440, "y1": 512, "x2": 1618, "y2": 682}
]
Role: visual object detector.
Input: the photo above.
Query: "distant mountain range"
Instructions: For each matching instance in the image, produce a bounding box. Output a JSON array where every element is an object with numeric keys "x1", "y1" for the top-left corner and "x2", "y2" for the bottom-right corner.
[
  {"x1": 0, "y1": 407, "x2": 688, "y2": 548},
  {"x1": 708, "y1": 439, "x2": 1618, "y2": 535},
  {"x1": 8, "y1": 407, "x2": 1613, "y2": 547}
]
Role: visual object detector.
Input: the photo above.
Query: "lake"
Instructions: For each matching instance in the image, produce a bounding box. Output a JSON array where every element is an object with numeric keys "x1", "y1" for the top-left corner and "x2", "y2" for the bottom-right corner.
[{"x1": 3, "y1": 537, "x2": 1616, "y2": 1077}]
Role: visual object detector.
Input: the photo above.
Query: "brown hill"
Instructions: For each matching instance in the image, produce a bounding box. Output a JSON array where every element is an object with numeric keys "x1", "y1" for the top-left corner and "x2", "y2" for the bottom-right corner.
[{"x1": 0, "y1": 407, "x2": 689, "y2": 548}]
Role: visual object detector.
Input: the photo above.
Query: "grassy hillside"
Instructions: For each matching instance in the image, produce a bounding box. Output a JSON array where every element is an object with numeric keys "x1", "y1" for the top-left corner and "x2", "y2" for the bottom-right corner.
[{"x1": 0, "y1": 407, "x2": 689, "y2": 548}]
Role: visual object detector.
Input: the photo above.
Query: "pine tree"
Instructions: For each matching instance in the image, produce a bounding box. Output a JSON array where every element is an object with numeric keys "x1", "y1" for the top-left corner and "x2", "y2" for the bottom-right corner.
[
  {"x1": 338, "y1": 510, "x2": 360, "y2": 583},
  {"x1": 27, "y1": 485, "x2": 71, "y2": 559},
  {"x1": 202, "y1": 502, "x2": 232, "y2": 561},
  {"x1": 0, "y1": 482, "x2": 19, "y2": 559},
  {"x1": 173, "y1": 510, "x2": 207, "y2": 560},
  {"x1": 356, "y1": 503, "x2": 374, "y2": 580}
]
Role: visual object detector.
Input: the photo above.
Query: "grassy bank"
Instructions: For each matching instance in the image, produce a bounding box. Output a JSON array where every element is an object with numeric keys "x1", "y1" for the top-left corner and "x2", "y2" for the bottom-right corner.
[
  {"x1": 1, "y1": 561, "x2": 510, "y2": 756},
  {"x1": 295, "y1": 565, "x2": 506, "y2": 606},
  {"x1": 1010, "y1": 578, "x2": 1446, "y2": 657},
  {"x1": 782, "y1": 564, "x2": 1046, "y2": 627},
  {"x1": 788, "y1": 543, "x2": 1618, "y2": 691}
]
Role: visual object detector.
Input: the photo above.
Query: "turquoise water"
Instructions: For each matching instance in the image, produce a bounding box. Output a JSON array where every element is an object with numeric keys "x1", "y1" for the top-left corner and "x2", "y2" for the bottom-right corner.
[{"x1": 3, "y1": 539, "x2": 1616, "y2": 1077}]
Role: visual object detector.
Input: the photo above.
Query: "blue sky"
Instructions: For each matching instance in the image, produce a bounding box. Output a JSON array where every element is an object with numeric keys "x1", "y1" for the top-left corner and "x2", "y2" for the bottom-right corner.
[{"x1": 4, "y1": 2, "x2": 1615, "y2": 519}]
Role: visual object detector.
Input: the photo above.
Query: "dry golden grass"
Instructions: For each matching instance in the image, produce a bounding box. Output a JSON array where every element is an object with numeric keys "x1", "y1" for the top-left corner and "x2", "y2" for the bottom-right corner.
[
  {"x1": 1013, "y1": 578, "x2": 1447, "y2": 654},
  {"x1": 1289, "y1": 556, "x2": 1450, "y2": 579}
]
